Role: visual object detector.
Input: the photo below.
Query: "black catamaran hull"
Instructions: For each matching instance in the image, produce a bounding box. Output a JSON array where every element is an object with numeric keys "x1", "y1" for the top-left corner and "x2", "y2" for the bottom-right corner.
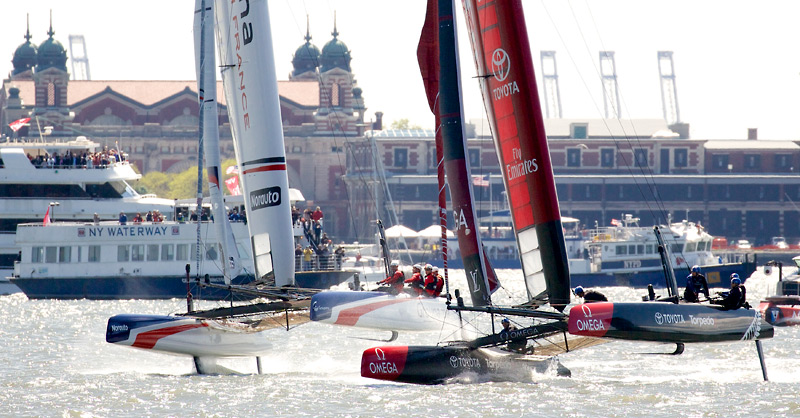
[
  {"x1": 568, "y1": 302, "x2": 774, "y2": 343},
  {"x1": 361, "y1": 345, "x2": 564, "y2": 385}
]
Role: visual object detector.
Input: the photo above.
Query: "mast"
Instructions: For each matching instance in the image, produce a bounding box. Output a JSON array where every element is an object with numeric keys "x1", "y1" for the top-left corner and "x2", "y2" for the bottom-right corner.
[
  {"x1": 418, "y1": 0, "x2": 498, "y2": 306},
  {"x1": 214, "y1": 0, "x2": 294, "y2": 286},
  {"x1": 461, "y1": 0, "x2": 571, "y2": 310},
  {"x1": 194, "y1": 0, "x2": 241, "y2": 284}
]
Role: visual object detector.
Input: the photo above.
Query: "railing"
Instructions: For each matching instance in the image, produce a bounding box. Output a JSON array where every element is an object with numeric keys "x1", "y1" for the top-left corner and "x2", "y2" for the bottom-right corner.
[{"x1": 295, "y1": 254, "x2": 343, "y2": 272}]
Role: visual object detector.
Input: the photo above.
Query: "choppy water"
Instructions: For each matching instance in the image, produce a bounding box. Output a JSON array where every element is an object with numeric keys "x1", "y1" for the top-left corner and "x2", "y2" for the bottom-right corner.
[{"x1": 1, "y1": 269, "x2": 799, "y2": 417}]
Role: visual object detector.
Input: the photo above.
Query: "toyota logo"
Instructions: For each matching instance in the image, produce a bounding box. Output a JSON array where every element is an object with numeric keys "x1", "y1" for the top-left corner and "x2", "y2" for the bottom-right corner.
[
  {"x1": 450, "y1": 356, "x2": 459, "y2": 368},
  {"x1": 491, "y1": 48, "x2": 511, "y2": 82},
  {"x1": 375, "y1": 348, "x2": 386, "y2": 361},
  {"x1": 581, "y1": 304, "x2": 593, "y2": 318},
  {"x1": 654, "y1": 312, "x2": 663, "y2": 324}
]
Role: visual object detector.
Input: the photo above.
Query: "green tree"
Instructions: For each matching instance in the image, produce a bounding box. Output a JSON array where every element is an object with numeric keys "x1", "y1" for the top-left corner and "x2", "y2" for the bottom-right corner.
[
  {"x1": 390, "y1": 118, "x2": 422, "y2": 130},
  {"x1": 133, "y1": 158, "x2": 241, "y2": 199}
]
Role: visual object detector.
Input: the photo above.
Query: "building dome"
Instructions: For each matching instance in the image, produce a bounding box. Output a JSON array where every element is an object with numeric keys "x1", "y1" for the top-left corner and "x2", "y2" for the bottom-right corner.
[
  {"x1": 320, "y1": 20, "x2": 351, "y2": 73},
  {"x1": 36, "y1": 20, "x2": 68, "y2": 72},
  {"x1": 292, "y1": 20, "x2": 320, "y2": 76},
  {"x1": 11, "y1": 20, "x2": 37, "y2": 76}
]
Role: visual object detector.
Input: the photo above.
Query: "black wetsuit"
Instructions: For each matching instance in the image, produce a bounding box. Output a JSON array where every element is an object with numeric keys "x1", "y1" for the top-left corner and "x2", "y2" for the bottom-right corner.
[
  {"x1": 717, "y1": 285, "x2": 745, "y2": 310},
  {"x1": 502, "y1": 325, "x2": 528, "y2": 353},
  {"x1": 684, "y1": 273, "x2": 710, "y2": 303},
  {"x1": 583, "y1": 290, "x2": 608, "y2": 302}
]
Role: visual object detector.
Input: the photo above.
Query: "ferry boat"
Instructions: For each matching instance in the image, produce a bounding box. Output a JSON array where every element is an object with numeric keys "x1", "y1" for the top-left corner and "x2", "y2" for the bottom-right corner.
[
  {"x1": 759, "y1": 256, "x2": 800, "y2": 326},
  {"x1": 0, "y1": 137, "x2": 175, "y2": 293},
  {"x1": 432, "y1": 214, "x2": 755, "y2": 288},
  {"x1": 10, "y1": 215, "x2": 354, "y2": 299}
]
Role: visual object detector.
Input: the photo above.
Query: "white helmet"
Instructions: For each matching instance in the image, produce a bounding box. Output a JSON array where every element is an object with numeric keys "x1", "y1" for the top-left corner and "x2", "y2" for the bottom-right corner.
[
  {"x1": 432, "y1": 266, "x2": 439, "y2": 272},
  {"x1": 424, "y1": 264, "x2": 433, "y2": 270},
  {"x1": 390, "y1": 260, "x2": 399, "y2": 267},
  {"x1": 413, "y1": 264, "x2": 422, "y2": 270}
]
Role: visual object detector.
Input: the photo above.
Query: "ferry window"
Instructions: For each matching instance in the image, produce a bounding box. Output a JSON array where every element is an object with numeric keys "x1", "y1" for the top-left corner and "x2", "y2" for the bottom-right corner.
[
  {"x1": 77, "y1": 246, "x2": 82, "y2": 263},
  {"x1": 637, "y1": 244, "x2": 644, "y2": 254},
  {"x1": 645, "y1": 245, "x2": 654, "y2": 254},
  {"x1": 616, "y1": 245, "x2": 627, "y2": 255},
  {"x1": 205, "y1": 244, "x2": 218, "y2": 261},
  {"x1": 32, "y1": 247, "x2": 44, "y2": 263},
  {"x1": 601, "y1": 149, "x2": 615, "y2": 168},
  {"x1": 147, "y1": 244, "x2": 159, "y2": 261},
  {"x1": 685, "y1": 242, "x2": 696, "y2": 252},
  {"x1": 176, "y1": 244, "x2": 188, "y2": 261},
  {"x1": 131, "y1": 245, "x2": 145, "y2": 262},
  {"x1": 567, "y1": 149, "x2": 581, "y2": 167},
  {"x1": 634, "y1": 149, "x2": 648, "y2": 167},
  {"x1": 628, "y1": 245, "x2": 636, "y2": 254},
  {"x1": 45, "y1": 246, "x2": 57, "y2": 263},
  {"x1": 162, "y1": 244, "x2": 175, "y2": 261},
  {"x1": 118, "y1": 245, "x2": 130, "y2": 262},
  {"x1": 88, "y1": 246, "x2": 101, "y2": 262},
  {"x1": 674, "y1": 149, "x2": 688, "y2": 167},
  {"x1": 58, "y1": 247, "x2": 71, "y2": 263},
  {"x1": 670, "y1": 243, "x2": 682, "y2": 253},
  {"x1": 394, "y1": 148, "x2": 408, "y2": 168}
]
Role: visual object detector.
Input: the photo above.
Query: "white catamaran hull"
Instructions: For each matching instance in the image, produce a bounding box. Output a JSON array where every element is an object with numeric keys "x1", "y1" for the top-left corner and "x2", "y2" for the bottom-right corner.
[
  {"x1": 106, "y1": 314, "x2": 271, "y2": 357},
  {"x1": 310, "y1": 291, "x2": 454, "y2": 331}
]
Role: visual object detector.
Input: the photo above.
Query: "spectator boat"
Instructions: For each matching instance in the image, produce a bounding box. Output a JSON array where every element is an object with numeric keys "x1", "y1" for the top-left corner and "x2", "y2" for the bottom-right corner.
[{"x1": 759, "y1": 255, "x2": 800, "y2": 326}]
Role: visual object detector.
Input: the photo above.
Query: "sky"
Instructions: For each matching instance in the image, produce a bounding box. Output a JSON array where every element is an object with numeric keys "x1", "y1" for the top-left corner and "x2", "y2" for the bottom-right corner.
[{"x1": 1, "y1": 0, "x2": 799, "y2": 140}]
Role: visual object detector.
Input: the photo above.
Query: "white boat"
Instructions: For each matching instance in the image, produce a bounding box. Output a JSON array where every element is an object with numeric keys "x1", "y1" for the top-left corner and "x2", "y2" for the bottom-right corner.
[{"x1": 0, "y1": 137, "x2": 176, "y2": 292}]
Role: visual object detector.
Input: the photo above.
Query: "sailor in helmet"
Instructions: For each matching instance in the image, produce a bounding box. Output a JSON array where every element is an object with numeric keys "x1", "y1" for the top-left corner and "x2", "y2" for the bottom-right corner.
[
  {"x1": 684, "y1": 265, "x2": 710, "y2": 303},
  {"x1": 404, "y1": 263, "x2": 425, "y2": 296},
  {"x1": 499, "y1": 318, "x2": 529, "y2": 353},
  {"x1": 422, "y1": 264, "x2": 437, "y2": 297},
  {"x1": 573, "y1": 286, "x2": 607, "y2": 302},
  {"x1": 431, "y1": 266, "x2": 444, "y2": 297},
  {"x1": 714, "y1": 273, "x2": 748, "y2": 310},
  {"x1": 376, "y1": 260, "x2": 405, "y2": 295}
]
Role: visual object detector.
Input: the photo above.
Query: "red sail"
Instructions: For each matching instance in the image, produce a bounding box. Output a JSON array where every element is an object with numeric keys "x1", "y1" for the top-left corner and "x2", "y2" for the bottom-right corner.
[
  {"x1": 418, "y1": 0, "x2": 498, "y2": 306},
  {"x1": 461, "y1": 0, "x2": 570, "y2": 309}
]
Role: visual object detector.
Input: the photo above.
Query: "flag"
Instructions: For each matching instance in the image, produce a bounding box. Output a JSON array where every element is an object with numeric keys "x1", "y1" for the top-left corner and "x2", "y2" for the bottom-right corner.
[
  {"x1": 225, "y1": 176, "x2": 241, "y2": 195},
  {"x1": 8, "y1": 117, "x2": 31, "y2": 132},
  {"x1": 472, "y1": 175, "x2": 489, "y2": 187},
  {"x1": 610, "y1": 219, "x2": 621, "y2": 226},
  {"x1": 225, "y1": 165, "x2": 239, "y2": 175},
  {"x1": 43, "y1": 207, "x2": 51, "y2": 226}
]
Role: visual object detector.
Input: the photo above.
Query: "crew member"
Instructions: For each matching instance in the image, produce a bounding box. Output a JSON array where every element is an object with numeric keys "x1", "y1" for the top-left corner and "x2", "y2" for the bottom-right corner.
[
  {"x1": 423, "y1": 264, "x2": 437, "y2": 297},
  {"x1": 404, "y1": 264, "x2": 425, "y2": 296},
  {"x1": 432, "y1": 266, "x2": 444, "y2": 297},
  {"x1": 714, "y1": 273, "x2": 747, "y2": 310},
  {"x1": 574, "y1": 286, "x2": 607, "y2": 302},
  {"x1": 376, "y1": 261, "x2": 405, "y2": 294},
  {"x1": 684, "y1": 265, "x2": 710, "y2": 303},
  {"x1": 500, "y1": 318, "x2": 528, "y2": 353}
]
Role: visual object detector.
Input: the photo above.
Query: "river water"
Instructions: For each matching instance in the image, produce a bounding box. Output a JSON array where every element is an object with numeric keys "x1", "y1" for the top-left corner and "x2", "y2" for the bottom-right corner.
[{"x1": 1, "y1": 268, "x2": 799, "y2": 417}]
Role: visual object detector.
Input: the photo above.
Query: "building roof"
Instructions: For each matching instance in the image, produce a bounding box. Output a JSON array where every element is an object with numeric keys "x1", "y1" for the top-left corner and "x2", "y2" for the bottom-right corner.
[
  {"x1": 703, "y1": 140, "x2": 800, "y2": 150},
  {"x1": 3, "y1": 79, "x2": 320, "y2": 108}
]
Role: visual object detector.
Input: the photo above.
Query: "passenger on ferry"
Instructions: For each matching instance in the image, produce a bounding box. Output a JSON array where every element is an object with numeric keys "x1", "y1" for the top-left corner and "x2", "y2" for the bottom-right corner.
[
  {"x1": 291, "y1": 205, "x2": 300, "y2": 225},
  {"x1": 132, "y1": 213, "x2": 143, "y2": 224},
  {"x1": 684, "y1": 265, "x2": 710, "y2": 303},
  {"x1": 119, "y1": 212, "x2": 127, "y2": 225},
  {"x1": 376, "y1": 261, "x2": 405, "y2": 294},
  {"x1": 404, "y1": 264, "x2": 425, "y2": 296},
  {"x1": 303, "y1": 246, "x2": 313, "y2": 271},
  {"x1": 312, "y1": 206, "x2": 324, "y2": 225},
  {"x1": 190, "y1": 210, "x2": 198, "y2": 221},
  {"x1": 145, "y1": 211, "x2": 153, "y2": 222},
  {"x1": 432, "y1": 266, "x2": 444, "y2": 297},
  {"x1": 153, "y1": 210, "x2": 163, "y2": 223},
  {"x1": 334, "y1": 246, "x2": 345, "y2": 269},
  {"x1": 714, "y1": 273, "x2": 748, "y2": 310},
  {"x1": 93, "y1": 213, "x2": 100, "y2": 224},
  {"x1": 423, "y1": 264, "x2": 437, "y2": 297},
  {"x1": 574, "y1": 286, "x2": 607, "y2": 302},
  {"x1": 313, "y1": 220, "x2": 322, "y2": 243}
]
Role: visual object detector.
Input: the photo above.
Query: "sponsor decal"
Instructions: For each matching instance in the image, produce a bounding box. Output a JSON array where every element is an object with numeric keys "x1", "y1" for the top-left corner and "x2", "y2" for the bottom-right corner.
[
  {"x1": 86, "y1": 226, "x2": 169, "y2": 238},
  {"x1": 172, "y1": 226, "x2": 180, "y2": 235},
  {"x1": 78, "y1": 228, "x2": 85, "y2": 237},
  {"x1": 568, "y1": 303, "x2": 612, "y2": 336},
  {"x1": 491, "y1": 49, "x2": 510, "y2": 82},
  {"x1": 654, "y1": 312, "x2": 685, "y2": 325},
  {"x1": 688, "y1": 315, "x2": 715, "y2": 326},
  {"x1": 469, "y1": 269, "x2": 481, "y2": 293},
  {"x1": 449, "y1": 355, "x2": 481, "y2": 369},
  {"x1": 231, "y1": 0, "x2": 254, "y2": 129},
  {"x1": 250, "y1": 186, "x2": 281, "y2": 211},
  {"x1": 367, "y1": 348, "x2": 399, "y2": 375},
  {"x1": 506, "y1": 147, "x2": 538, "y2": 182},
  {"x1": 110, "y1": 324, "x2": 129, "y2": 332}
]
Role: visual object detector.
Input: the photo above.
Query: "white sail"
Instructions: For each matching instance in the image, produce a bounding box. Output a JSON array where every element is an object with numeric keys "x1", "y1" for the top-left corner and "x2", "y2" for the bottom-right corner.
[
  {"x1": 214, "y1": 0, "x2": 294, "y2": 286},
  {"x1": 193, "y1": 0, "x2": 242, "y2": 284}
]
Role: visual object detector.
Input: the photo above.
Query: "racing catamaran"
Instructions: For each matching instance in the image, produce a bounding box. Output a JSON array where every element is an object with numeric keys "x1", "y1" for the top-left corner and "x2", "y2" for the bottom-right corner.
[
  {"x1": 361, "y1": 0, "x2": 773, "y2": 384},
  {"x1": 105, "y1": 0, "x2": 314, "y2": 373}
]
